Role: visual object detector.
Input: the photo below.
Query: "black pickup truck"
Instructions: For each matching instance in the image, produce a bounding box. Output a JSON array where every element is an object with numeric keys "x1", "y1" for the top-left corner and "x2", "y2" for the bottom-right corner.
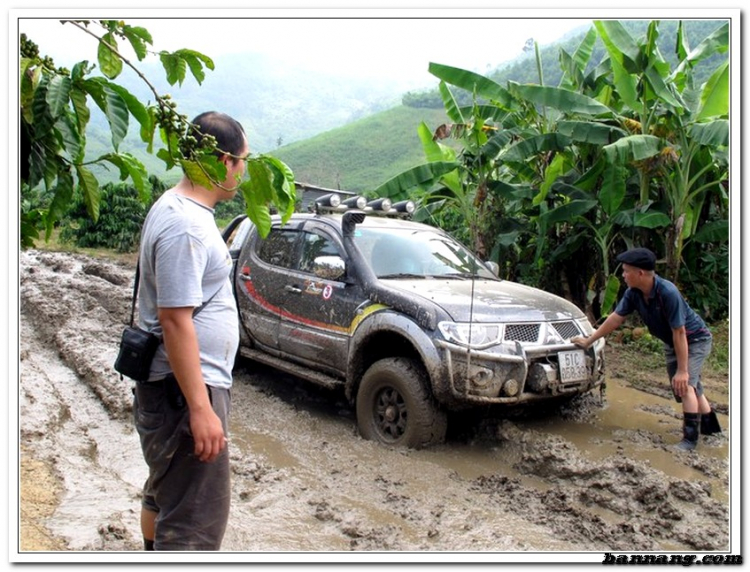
[{"x1": 223, "y1": 194, "x2": 605, "y2": 447}]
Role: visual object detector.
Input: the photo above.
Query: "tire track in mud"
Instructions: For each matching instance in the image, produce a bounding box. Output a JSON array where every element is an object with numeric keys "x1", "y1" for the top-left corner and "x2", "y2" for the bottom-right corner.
[{"x1": 471, "y1": 421, "x2": 728, "y2": 551}]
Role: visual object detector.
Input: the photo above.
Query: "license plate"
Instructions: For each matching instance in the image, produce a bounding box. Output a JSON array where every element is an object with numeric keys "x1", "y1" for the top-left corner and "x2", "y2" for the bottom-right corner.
[{"x1": 558, "y1": 350, "x2": 588, "y2": 383}]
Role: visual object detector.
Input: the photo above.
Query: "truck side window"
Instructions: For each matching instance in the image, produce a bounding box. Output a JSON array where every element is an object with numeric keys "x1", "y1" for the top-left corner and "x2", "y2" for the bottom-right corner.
[
  {"x1": 257, "y1": 229, "x2": 299, "y2": 269},
  {"x1": 299, "y1": 231, "x2": 342, "y2": 274}
]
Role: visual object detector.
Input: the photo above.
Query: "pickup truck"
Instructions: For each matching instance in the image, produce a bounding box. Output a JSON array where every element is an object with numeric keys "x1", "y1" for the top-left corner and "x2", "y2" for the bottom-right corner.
[{"x1": 223, "y1": 194, "x2": 605, "y2": 447}]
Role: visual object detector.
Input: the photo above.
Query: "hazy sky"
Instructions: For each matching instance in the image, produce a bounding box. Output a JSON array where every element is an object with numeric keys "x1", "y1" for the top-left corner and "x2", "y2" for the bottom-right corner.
[{"x1": 17, "y1": 11, "x2": 595, "y2": 90}]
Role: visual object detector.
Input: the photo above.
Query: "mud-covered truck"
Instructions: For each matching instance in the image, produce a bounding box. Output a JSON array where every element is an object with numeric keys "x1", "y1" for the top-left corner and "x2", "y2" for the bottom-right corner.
[{"x1": 223, "y1": 194, "x2": 605, "y2": 448}]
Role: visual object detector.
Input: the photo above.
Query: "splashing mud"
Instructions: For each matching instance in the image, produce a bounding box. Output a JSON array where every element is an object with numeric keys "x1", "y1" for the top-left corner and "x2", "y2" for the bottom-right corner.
[{"x1": 17, "y1": 249, "x2": 731, "y2": 557}]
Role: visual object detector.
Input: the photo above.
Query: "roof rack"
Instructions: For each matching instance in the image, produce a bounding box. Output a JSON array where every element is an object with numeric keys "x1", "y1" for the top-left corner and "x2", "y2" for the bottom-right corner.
[{"x1": 313, "y1": 193, "x2": 416, "y2": 218}]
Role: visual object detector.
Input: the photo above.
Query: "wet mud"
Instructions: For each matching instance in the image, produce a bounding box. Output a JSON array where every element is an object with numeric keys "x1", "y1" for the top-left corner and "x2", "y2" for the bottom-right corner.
[{"x1": 17, "y1": 249, "x2": 731, "y2": 555}]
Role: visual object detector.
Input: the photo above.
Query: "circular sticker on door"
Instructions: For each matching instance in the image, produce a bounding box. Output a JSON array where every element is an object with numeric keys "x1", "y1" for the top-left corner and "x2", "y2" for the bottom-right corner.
[{"x1": 323, "y1": 284, "x2": 333, "y2": 300}]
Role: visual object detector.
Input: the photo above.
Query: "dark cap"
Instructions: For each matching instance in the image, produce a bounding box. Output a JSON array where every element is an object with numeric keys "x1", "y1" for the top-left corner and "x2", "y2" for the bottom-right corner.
[{"x1": 616, "y1": 248, "x2": 656, "y2": 271}]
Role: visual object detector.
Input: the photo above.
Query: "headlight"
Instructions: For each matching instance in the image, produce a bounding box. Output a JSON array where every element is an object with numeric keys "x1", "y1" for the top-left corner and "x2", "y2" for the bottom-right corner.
[
  {"x1": 576, "y1": 318, "x2": 594, "y2": 336},
  {"x1": 438, "y1": 322, "x2": 503, "y2": 349}
]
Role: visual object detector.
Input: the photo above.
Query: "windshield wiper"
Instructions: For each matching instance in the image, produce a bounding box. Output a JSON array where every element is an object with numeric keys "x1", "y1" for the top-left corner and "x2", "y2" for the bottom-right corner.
[{"x1": 377, "y1": 273, "x2": 427, "y2": 279}]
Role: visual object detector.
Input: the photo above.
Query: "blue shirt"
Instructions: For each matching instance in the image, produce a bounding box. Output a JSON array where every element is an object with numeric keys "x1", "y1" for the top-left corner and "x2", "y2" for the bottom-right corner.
[{"x1": 614, "y1": 275, "x2": 711, "y2": 347}]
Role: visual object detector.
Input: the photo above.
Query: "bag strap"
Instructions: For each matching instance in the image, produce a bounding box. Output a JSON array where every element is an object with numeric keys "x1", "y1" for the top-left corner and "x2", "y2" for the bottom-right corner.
[{"x1": 129, "y1": 261, "x2": 141, "y2": 327}]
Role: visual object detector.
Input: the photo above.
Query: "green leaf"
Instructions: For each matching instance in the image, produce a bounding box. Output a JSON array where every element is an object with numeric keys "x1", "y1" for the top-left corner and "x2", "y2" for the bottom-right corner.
[
  {"x1": 418, "y1": 121, "x2": 445, "y2": 163},
  {"x1": 696, "y1": 62, "x2": 729, "y2": 121},
  {"x1": 428, "y1": 63, "x2": 512, "y2": 107},
  {"x1": 572, "y1": 26, "x2": 598, "y2": 72},
  {"x1": 644, "y1": 65, "x2": 682, "y2": 109},
  {"x1": 174, "y1": 49, "x2": 215, "y2": 85},
  {"x1": 634, "y1": 210, "x2": 671, "y2": 229},
  {"x1": 510, "y1": 84, "x2": 613, "y2": 117},
  {"x1": 678, "y1": 22, "x2": 729, "y2": 74},
  {"x1": 45, "y1": 170, "x2": 74, "y2": 239},
  {"x1": 122, "y1": 25, "x2": 152, "y2": 60},
  {"x1": 241, "y1": 189, "x2": 272, "y2": 238},
  {"x1": 69, "y1": 86, "x2": 90, "y2": 134},
  {"x1": 608, "y1": 48, "x2": 639, "y2": 111},
  {"x1": 604, "y1": 134, "x2": 662, "y2": 163},
  {"x1": 595, "y1": 20, "x2": 642, "y2": 74},
  {"x1": 45, "y1": 75, "x2": 72, "y2": 118},
  {"x1": 76, "y1": 165, "x2": 100, "y2": 222},
  {"x1": 499, "y1": 133, "x2": 572, "y2": 163},
  {"x1": 159, "y1": 52, "x2": 187, "y2": 86},
  {"x1": 601, "y1": 274, "x2": 622, "y2": 315},
  {"x1": 180, "y1": 159, "x2": 215, "y2": 190},
  {"x1": 599, "y1": 162, "x2": 627, "y2": 216},
  {"x1": 100, "y1": 152, "x2": 150, "y2": 202},
  {"x1": 539, "y1": 199, "x2": 597, "y2": 225},
  {"x1": 98, "y1": 32, "x2": 123, "y2": 79},
  {"x1": 372, "y1": 162, "x2": 460, "y2": 202},
  {"x1": 557, "y1": 121, "x2": 627, "y2": 145},
  {"x1": 258, "y1": 155, "x2": 296, "y2": 222},
  {"x1": 55, "y1": 113, "x2": 83, "y2": 162},
  {"x1": 689, "y1": 120, "x2": 729, "y2": 147},
  {"x1": 107, "y1": 83, "x2": 151, "y2": 141},
  {"x1": 692, "y1": 219, "x2": 728, "y2": 243},
  {"x1": 438, "y1": 82, "x2": 464, "y2": 124},
  {"x1": 536, "y1": 153, "x2": 569, "y2": 206},
  {"x1": 573, "y1": 159, "x2": 605, "y2": 193},
  {"x1": 102, "y1": 85, "x2": 130, "y2": 150}
]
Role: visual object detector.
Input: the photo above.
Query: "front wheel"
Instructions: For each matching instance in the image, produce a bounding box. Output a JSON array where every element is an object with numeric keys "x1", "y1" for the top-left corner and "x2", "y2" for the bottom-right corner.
[{"x1": 356, "y1": 357, "x2": 447, "y2": 448}]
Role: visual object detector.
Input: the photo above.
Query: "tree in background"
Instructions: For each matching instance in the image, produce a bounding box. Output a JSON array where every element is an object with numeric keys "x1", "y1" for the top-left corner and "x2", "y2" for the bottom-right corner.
[
  {"x1": 19, "y1": 19, "x2": 296, "y2": 248},
  {"x1": 375, "y1": 19, "x2": 729, "y2": 322}
]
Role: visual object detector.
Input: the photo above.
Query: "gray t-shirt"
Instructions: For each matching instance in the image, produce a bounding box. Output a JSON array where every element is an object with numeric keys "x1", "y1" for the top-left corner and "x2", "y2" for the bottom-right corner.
[{"x1": 137, "y1": 191, "x2": 239, "y2": 389}]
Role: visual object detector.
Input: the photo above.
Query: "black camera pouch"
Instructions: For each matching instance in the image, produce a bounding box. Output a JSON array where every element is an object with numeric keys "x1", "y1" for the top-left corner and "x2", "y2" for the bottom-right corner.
[{"x1": 114, "y1": 326, "x2": 161, "y2": 382}]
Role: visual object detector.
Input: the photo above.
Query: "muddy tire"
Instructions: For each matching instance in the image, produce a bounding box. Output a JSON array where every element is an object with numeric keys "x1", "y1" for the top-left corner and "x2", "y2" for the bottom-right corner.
[{"x1": 356, "y1": 357, "x2": 447, "y2": 448}]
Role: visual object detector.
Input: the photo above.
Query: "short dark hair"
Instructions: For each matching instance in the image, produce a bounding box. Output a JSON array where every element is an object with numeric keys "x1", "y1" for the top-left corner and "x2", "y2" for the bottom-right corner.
[{"x1": 190, "y1": 111, "x2": 246, "y2": 163}]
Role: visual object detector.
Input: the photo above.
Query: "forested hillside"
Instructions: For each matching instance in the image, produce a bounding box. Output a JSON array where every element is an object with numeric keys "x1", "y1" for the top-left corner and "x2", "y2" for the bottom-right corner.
[{"x1": 270, "y1": 106, "x2": 451, "y2": 192}]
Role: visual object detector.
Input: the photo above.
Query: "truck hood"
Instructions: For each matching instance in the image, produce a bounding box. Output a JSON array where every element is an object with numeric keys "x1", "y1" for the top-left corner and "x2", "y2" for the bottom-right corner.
[{"x1": 380, "y1": 278, "x2": 586, "y2": 323}]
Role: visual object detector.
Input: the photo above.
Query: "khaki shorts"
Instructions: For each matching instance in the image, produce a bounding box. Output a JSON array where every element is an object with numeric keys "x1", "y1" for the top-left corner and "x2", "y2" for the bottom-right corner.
[
  {"x1": 133, "y1": 375, "x2": 231, "y2": 551},
  {"x1": 665, "y1": 337, "x2": 712, "y2": 402}
]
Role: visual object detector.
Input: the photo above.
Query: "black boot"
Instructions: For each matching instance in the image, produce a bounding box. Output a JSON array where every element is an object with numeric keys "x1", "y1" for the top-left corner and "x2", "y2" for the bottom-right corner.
[
  {"x1": 675, "y1": 412, "x2": 701, "y2": 451},
  {"x1": 700, "y1": 409, "x2": 722, "y2": 435}
]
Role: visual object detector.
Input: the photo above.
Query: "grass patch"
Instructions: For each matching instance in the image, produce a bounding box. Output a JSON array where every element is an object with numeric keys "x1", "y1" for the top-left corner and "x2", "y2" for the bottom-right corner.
[{"x1": 31, "y1": 229, "x2": 138, "y2": 266}]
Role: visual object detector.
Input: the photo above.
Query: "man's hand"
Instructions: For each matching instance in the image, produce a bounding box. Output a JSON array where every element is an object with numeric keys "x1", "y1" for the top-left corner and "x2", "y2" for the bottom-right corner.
[
  {"x1": 571, "y1": 336, "x2": 590, "y2": 349},
  {"x1": 189, "y1": 404, "x2": 227, "y2": 463},
  {"x1": 671, "y1": 370, "x2": 690, "y2": 398}
]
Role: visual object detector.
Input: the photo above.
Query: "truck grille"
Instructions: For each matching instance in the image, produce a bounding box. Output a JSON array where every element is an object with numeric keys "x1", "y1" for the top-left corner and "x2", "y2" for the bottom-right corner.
[
  {"x1": 503, "y1": 321, "x2": 581, "y2": 344},
  {"x1": 504, "y1": 323, "x2": 540, "y2": 343}
]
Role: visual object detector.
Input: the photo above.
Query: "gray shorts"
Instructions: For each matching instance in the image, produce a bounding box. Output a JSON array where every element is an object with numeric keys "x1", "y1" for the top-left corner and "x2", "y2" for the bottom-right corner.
[
  {"x1": 665, "y1": 337, "x2": 712, "y2": 401},
  {"x1": 133, "y1": 375, "x2": 231, "y2": 550}
]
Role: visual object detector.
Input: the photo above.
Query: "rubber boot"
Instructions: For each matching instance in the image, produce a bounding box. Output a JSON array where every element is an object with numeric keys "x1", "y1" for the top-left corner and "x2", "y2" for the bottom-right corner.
[
  {"x1": 700, "y1": 409, "x2": 722, "y2": 435},
  {"x1": 675, "y1": 412, "x2": 700, "y2": 451}
]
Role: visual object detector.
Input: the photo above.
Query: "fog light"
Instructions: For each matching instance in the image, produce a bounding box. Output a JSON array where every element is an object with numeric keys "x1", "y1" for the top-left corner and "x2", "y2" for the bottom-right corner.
[
  {"x1": 469, "y1": 366, "x2": 493, "y2": 388},
  {"x1": 393, "y1": 200, "x2": 416, "y2": 215},
  {"x1": 316, "y1": 193, "x2": 341, "y2": 209},
  {"x1": 502, "y1": 379, "x2": 520, "y2": 397},
  {"x1": 342, "y1": 195, "x2": 367, "y2": 209},
  {"x1": 367, "y1": 198, "x2": 392, "y2": 212}
]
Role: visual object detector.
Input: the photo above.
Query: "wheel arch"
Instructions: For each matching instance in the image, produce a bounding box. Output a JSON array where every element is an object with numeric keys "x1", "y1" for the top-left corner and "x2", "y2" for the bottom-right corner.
[{"x1": 345, "y1": 311, "x2": 445, "y2": 404}]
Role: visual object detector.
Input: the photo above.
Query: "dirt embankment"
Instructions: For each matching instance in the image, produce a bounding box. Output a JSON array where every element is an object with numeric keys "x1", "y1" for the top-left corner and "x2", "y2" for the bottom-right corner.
[{"x1": 16, "y1": 249, "x2": 732, "y2": 558}]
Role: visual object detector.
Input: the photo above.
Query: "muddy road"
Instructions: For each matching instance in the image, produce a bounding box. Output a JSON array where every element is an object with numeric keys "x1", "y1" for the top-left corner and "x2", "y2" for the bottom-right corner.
[{"x1": 17, "y1": 249, "x2": 732, "y2": 559}]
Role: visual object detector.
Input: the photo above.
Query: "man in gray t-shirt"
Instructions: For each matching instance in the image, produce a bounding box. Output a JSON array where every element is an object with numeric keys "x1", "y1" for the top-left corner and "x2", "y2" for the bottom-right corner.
[{"x1": 133, "y1": 111, "x2": 246, "y2": 551}]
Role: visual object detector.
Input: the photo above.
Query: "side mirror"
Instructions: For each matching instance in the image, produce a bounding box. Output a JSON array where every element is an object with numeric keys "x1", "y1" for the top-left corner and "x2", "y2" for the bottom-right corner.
[
  {"x1": 484, "y1": 261, "x2": 500, "y2": 277},
  {"x1": 313, "y1": 256, "x2": 346, "y2": 281}
]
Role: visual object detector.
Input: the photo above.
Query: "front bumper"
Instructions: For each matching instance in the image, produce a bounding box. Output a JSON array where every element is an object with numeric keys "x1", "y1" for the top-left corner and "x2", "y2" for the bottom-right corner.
[{"x1": 434, "y1": 338, "x2": 606, "y2": 405}]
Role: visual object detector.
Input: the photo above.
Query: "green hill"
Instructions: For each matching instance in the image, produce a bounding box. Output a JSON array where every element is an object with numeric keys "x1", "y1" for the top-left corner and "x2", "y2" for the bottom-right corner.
[{"x1": 269, "y1": 106, "x2": 451, "y2": 193}]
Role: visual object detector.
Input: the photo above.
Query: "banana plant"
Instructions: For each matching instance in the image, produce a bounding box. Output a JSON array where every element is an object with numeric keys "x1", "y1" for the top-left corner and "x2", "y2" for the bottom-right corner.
[{"x1": 594, "y1": 20, "x2": 729, "y2": 280}]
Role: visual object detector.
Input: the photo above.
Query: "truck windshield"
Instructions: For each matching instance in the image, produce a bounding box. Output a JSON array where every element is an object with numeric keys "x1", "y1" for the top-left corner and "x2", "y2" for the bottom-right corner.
[{"x1": 354, "y1": 227, "x2": 495, "y2": 279}]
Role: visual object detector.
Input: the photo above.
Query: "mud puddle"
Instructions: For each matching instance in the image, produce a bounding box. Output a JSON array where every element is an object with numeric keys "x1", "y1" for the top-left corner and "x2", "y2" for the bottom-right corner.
[{"x1": 17, "y1": 249, "x2": 731, "y2": 557}]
